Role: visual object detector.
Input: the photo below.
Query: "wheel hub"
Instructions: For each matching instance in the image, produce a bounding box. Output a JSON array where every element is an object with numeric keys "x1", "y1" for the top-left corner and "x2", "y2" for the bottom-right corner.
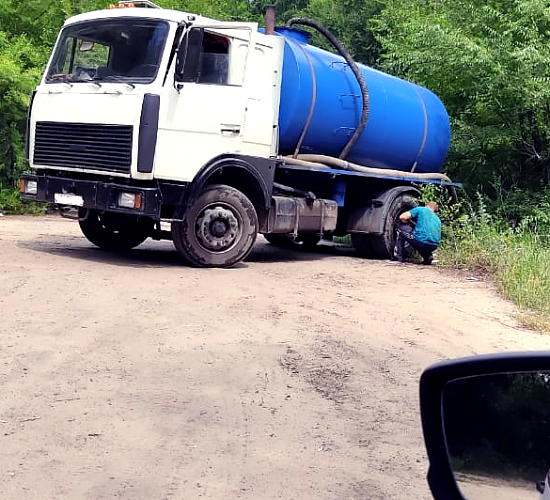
[
  {"x1": 196, "y1": 206, "x2": 239, "y2": 251},
  {"x1": 210, "y1": 220, "x2": 228, "y2": 237}
]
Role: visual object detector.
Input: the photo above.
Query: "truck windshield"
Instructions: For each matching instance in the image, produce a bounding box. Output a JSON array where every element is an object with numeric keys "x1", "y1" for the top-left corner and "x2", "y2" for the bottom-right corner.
[{"x1": 45, "y1": 19, "x2": 169, "y2": 84}]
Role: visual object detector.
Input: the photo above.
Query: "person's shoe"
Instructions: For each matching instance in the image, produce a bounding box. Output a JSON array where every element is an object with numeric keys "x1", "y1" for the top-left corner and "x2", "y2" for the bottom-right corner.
[
  {"x1": 393, "y1": 251, "x2": 404, "y2": 263},
  {"x1": 391, "y1": 245, "x2": 403, "y2": 262},
  {"x1": 422, "y1": 255, "x2": 433, "y2": 265}
]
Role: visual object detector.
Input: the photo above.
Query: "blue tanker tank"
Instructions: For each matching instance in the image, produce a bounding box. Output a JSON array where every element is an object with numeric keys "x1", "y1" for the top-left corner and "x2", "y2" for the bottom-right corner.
[{"x1": 275, "y1": 27, "x2": 451, "y2": 174}]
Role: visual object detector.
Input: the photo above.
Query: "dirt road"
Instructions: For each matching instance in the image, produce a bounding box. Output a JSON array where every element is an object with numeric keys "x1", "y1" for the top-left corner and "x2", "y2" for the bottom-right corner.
[{"x1": 1, "y1": 215, "x2": 548, "y2": 500}]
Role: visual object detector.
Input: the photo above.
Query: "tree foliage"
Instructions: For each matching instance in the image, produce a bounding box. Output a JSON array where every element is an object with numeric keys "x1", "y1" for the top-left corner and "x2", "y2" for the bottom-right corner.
[
  {"x1": 163, "y1": 0, "x2": 252, "y2": 21},
  {"x1": 3, "y1": 0, "x2": 550, "y2": 199},
  {"x1": 303, "y1": 0, "x2": 382, "y2": 66},
  {"x1": 0, "y1": 33, "x2": 41, "y2": 186},
  {"x1": 375, "y1": 0, "x2": 550, "y2": 192}
]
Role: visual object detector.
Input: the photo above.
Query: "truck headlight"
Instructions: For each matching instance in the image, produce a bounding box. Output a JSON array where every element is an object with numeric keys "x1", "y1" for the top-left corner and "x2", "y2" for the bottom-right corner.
[
  {"x1": 20, "y1": 179, "x2": 38, "y2": 195},
  {"x1": 118, "y1": 191, "x2": 142, "y2": 209}
]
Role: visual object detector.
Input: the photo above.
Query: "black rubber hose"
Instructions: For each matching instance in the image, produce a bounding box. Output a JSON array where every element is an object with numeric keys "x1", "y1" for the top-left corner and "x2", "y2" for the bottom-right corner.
[
  {"x1": 286, "y1": 18, "x2": 369, "y2": 160},
  {"x1": 273, "y1": 182, "x2": 316, "y2": 200}
]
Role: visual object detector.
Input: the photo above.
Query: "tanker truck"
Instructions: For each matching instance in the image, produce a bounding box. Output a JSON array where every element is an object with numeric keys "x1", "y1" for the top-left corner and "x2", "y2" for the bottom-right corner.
[{"x1": 20, "y1": 0, "x2": 456, "y2": 268}]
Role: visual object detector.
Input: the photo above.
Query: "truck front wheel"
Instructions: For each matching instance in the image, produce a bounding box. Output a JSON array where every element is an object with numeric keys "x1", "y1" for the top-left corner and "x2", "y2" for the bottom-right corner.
[
  {"x1": 78, "y1": 210, "x2": 153, "y2": 251},
  {"x1": 172, "y1": 184, "x2": 258, "y2": 268}
]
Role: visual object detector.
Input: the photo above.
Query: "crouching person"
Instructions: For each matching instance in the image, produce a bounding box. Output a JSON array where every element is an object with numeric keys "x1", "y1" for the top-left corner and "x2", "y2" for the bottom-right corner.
[{"x1": 394, "y1": 201, "x2": 441, "y2": 265}]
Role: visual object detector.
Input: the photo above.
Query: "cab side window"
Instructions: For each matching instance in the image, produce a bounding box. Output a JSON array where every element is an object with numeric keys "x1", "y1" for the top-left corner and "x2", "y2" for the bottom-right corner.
[
  {"x1": 199, "y1": 34, "x2": 229, "y2": 84},
  {"x1": 180, "y1": 29, "x2": 230, "y2": 85}
]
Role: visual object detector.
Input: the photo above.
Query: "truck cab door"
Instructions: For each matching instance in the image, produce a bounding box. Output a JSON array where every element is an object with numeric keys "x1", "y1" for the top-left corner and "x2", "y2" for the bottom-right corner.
[{"x1": 154, "y1": 22, "x2": 274, "y2": 183}]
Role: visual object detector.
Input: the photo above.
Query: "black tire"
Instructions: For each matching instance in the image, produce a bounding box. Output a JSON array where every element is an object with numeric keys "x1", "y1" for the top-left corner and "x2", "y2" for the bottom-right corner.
[
  {"x1": 369, "y1": 193, "x2": 419, "y2": 258},
  {"x1": 78, "y1": 210, "x2": 153, "y2": 251},
  {"x1": 172, "y1": 184, "x2": 258, "y2": 268}
]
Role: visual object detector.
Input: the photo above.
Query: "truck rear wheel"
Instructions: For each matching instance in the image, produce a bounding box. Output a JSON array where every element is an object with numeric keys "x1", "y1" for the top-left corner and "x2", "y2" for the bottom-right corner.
[
  {"x1": 172, "y1": 184, "x2": 258, "y2": 268},
  {"x1": 350, "y1": 233, "x2": 374, "y2": 257},
  {"x1": 369, "y1": 193, "x2": 419, "y2": 258},
  {"x1": 78, "y1": 210, "x2": 153, "y2": 251}
]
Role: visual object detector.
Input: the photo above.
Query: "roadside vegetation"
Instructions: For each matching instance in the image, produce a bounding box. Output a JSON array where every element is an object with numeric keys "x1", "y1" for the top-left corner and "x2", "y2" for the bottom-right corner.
[
  {"x1": 1, "y1": 0, "x2": 549, "y2": 327},
  {"x1": 0, "y1": 185, "x2": 44, "y2": 214},
  {"x1": 429, "y1": 185, "x2": 550, "y2": 331}
]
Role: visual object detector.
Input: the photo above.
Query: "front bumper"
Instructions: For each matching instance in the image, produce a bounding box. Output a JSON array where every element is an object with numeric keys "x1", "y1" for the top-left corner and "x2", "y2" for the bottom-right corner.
[{"x1": 20, "y1": 174, "x2": 162, "y2": 218}]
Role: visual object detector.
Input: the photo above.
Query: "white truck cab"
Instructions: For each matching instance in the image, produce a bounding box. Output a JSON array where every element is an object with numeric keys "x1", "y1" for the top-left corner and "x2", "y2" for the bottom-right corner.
[{"x1": 31, "y1": 5, "x2": 283, "y2": 184}]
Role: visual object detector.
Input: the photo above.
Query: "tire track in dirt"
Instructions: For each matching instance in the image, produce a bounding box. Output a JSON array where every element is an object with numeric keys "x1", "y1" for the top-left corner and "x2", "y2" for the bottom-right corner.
[{"x1": 1, "y1": 217, "x2": 549, "y2": 500}]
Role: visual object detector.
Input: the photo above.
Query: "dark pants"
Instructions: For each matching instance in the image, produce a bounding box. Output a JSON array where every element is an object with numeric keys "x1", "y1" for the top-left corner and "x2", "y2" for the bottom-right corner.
[{"x1": 395, "y1": 223, "x2": 438, "y2": 263}]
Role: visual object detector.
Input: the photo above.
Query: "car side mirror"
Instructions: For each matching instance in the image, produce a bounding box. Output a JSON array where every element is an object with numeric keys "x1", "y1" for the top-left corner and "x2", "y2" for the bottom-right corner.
[{"x1": 420, "y1": 352, "x2": 550, "y2": 500}]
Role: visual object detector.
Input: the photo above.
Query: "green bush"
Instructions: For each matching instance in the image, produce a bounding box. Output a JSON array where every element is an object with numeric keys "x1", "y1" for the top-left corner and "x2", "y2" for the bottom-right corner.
[
  {"x1": 0, "y1": 185, "x2": 44, "y2": 214},
  {"x1": 437, "y1": 190, "x2": 550, "y2": 329}
]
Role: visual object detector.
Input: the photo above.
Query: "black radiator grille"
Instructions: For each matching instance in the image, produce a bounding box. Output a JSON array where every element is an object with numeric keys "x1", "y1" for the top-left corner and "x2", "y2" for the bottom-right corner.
[{"x1": 33, "y1": 122, "x2": 133, "y2": 173}]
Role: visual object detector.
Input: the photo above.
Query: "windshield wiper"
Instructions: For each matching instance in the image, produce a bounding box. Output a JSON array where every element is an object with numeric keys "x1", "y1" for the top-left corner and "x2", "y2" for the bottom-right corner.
[
  {"x1": 47, "y1": 73, "x2": 98, "y2": 85},
  {"x1": 93, "y1": 75, "x2": 136, "y2": 89},
  {"x1": 46, "y1": 74, "x2": 74, "y2": 85},
  {"x1": 71, "y1": 75, "x2": 102, "y2": 87}
]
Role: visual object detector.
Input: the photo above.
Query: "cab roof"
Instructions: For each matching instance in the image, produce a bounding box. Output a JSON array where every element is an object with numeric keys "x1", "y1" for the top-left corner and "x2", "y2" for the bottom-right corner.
[{"x1": 63, "y1": 7, "x2": 216, "y2": 27}]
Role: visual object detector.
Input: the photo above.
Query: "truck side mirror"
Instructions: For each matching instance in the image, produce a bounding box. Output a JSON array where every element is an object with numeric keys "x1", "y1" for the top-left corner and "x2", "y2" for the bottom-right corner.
[
  {"x1": 420, "y1": 352, "x2": 550, "y2": 500},
  {"x1": 175, "y1": 27, "x2": 203, "y2": 84}
]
